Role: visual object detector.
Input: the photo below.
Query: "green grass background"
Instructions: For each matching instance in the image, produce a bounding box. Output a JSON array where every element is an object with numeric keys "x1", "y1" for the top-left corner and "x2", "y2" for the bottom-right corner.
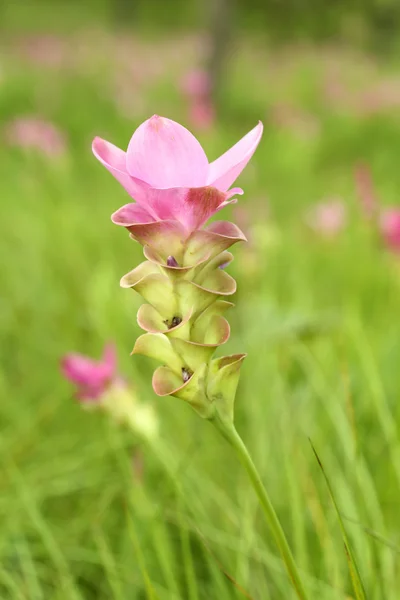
[{"x1": 1, "y1": 15, "x2": 400, "y2": 600}]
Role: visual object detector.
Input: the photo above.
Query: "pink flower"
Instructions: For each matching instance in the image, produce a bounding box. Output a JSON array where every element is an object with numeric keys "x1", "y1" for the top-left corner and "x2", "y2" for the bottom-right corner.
[
  {"x1": 380, "y1": 210, "x2": 400, "y2": 253},
  {"x1": 306, "y1": 199, "x2": 346, "y2": 237},
  {"x1": 180, "y1": 69, "x2": 212, "y2": 99},
  {"x1": 17, "y1": 34, "x2": 69, "y2": 69},
  {"x1": 93, "y1": 115, "x2": 263, "y2": 232},
  {"x1": 188, "y1": 99, "x2": 215, "y2": 130},
  {"x1": 354, "y1": 164, "x2": 400, "y2": 254},
  {"x1": 61, "y1": 344, "x2": 117, "y2": 401},
  {"x1": 5, "y1": 117, "x2": 66, "y2": 157}
]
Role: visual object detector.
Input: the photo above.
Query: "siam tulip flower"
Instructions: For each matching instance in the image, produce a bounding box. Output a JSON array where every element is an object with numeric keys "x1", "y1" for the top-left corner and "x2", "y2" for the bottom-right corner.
[
  {"x1": 93, "y1": 115, "x2": 263, "y2": 422},
  {"x1": 92, "y1": 115, "x2": 308, "y2": 597},
  {"x1": 93, "y1": 115, "x2": 262, "y2": 233},
  {"x1": 62, "y1": 343, "x2": 158, "y2": 438},
  {"x1": 5, "y1": 116, "x2": 67, "y2": 157},
  {"x1": 61, "y1": 343, "x2": 117, "y2": 402},
  {"x1": 306, "y1": 199, "x2": 346, "y2": 238},
  {"x1": 93, "y1": 116, "x2": 263, "y2": 420}
]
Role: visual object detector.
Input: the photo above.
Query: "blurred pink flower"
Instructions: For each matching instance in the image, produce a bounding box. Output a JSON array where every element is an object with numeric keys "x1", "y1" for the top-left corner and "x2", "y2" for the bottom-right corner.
[
  {"x1": 380, "y1": 210, "x2": 400, "y2": 253},
  {"x1": 181, "y1": 69, "x2": 212, "y2": 98},
  {"x1": 354, "y1": 164, "x2": 378, "y2": 219},
  {"x1": 188, "y1": 99, "x2": 215, "y2": 130},
  {"x1": 17, "y1": 34, "x2": 70, "y2": 69},
  {"x1": 306, "y1": 199, "x2": 346, "y2": 237},
  {"x1": 93, "y1": 115, "x2": 263, "y2": 232},
  {"x1": 354, "y1": 164, "x2": 400, "y2": 254},
  {"x1": 5, "y1": 117, "x2": 66, "y2": 157},
  {"x1": 61, "y1": 343, "x2": 117, "y2": 401},
  {"x1": 181, "y1": 69, "x2": 215, "y2": 130}
]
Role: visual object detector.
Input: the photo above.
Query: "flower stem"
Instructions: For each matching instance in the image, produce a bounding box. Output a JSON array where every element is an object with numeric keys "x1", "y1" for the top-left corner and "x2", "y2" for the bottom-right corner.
[{"x1": 212, "y1": 416, "x2": 309, "y2": 600}]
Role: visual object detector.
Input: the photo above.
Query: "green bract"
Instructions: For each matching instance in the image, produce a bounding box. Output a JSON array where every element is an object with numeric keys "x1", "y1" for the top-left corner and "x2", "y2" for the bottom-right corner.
[{"x1": 121, "y1": 219, "x2": 247, "y2": 425}]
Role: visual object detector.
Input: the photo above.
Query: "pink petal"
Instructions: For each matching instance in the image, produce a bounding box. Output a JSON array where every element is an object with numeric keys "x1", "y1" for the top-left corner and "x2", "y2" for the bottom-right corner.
[
  {"x1": 112, "y1": 185, "x2": 240, "y2": 232},
  {"x1": 123, "y1": 220, "x2": 188, "y2": 250},
  {"x1": 207, "y1": 122, "x2": 263, "y2": 192},
  {"x1": 61, "y1": 344, "x2": 117, "y2": 399},
  {"x1": 92, "y1": 137, "x2": 147, "y2": 204},
  {"x1": 140, "y1": 185, "x2": 234, "y2": 231},
  {"x1": 112, "y1": 203, "x2": 157, "y2": 227},
  {"x1": 61, "y1": 354, "x2": 108, "y2": 388},
  {"x1": 180, "y1": 187, "x2": 229, "y2": 231},
  {"x1": 126, "y1": 115, "x2": 209, "y2": 188}
]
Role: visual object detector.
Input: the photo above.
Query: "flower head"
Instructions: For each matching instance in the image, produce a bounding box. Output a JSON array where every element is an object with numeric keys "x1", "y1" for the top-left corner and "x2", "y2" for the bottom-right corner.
[
  {"x1": 62, "y1": 343, "x2": 159, "y2": 438},
  {"x1": 61, "y1": 343, "x2": 117, "y2": 401},
  {"x1": 93, "y1": 115, "x2": 263, "y2": 232}
]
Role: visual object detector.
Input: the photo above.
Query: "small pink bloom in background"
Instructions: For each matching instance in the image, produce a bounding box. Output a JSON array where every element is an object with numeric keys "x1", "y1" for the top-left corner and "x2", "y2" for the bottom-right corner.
[
  {"x1": 180, "y1": 69, "x2": 215, "y2": 131},
  {"x1": 5, "y1": 117, "x2": 67, "y2": 157},
  {"x1": 62, "y1": 344, "x2": 158, "y2": 438},
  {"x1": 188, "y1": 99, "x2": 215, "y2": 130},
  {"x1": 354, "y1": 163, "x2": 378, "y2": 219},
  {"x1": 61, "y1": 343, "x2": 117, "y2": 402},
  {"x1": 180, "y1": 69, "x2": 212, "y2": 99},
  {"x1": 306, "y1": 199, "x2": 347, "y2": 237},
  {"x1": 93, "y1": 115, "x2": 263, "y2": 232},
  {"x1": 354, "y1": 163, "x2": 400, "y2": 254},
  {"x1": 380, "y1": 210, "x2": 400, "y2": 253},
  {"x1": 16, "y1": 34, "x2": 70, "y2": 69}
]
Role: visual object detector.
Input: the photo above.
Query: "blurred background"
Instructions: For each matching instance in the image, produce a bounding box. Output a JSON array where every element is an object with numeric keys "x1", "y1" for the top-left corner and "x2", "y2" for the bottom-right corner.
[{"x1": 2, "y1": 0, "x2": 400, "y2": 598}]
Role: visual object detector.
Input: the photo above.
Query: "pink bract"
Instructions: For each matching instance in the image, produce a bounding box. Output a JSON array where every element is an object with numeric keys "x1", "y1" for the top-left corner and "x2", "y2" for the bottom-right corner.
[
  {"x1": 61, "y1": 343, "x2": 117, "y2": 401},
  {"x1": 93, "y1": 115, "x2": 263, "y2": 232}
]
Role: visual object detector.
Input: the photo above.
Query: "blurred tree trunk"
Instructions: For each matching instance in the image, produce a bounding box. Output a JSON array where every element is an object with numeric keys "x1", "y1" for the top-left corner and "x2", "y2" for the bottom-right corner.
[
  {"x1": 206, "y1": 0, "x2": 235, "y2": 109},
  {"x1": 112, "y1": 0, "x2": 137, "y2": 27}
]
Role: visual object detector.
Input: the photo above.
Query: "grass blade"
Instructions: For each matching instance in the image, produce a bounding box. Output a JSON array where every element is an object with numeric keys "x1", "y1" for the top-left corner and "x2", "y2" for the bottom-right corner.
[{"x1": 310, "y1": 440, "x2": 367, "y2": 600}]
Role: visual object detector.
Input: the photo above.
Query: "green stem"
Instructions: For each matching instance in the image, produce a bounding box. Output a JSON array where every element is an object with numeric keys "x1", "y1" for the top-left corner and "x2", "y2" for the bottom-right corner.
[{"x1": 212, "y1": 416, "x2": 309, "y2": 600}]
